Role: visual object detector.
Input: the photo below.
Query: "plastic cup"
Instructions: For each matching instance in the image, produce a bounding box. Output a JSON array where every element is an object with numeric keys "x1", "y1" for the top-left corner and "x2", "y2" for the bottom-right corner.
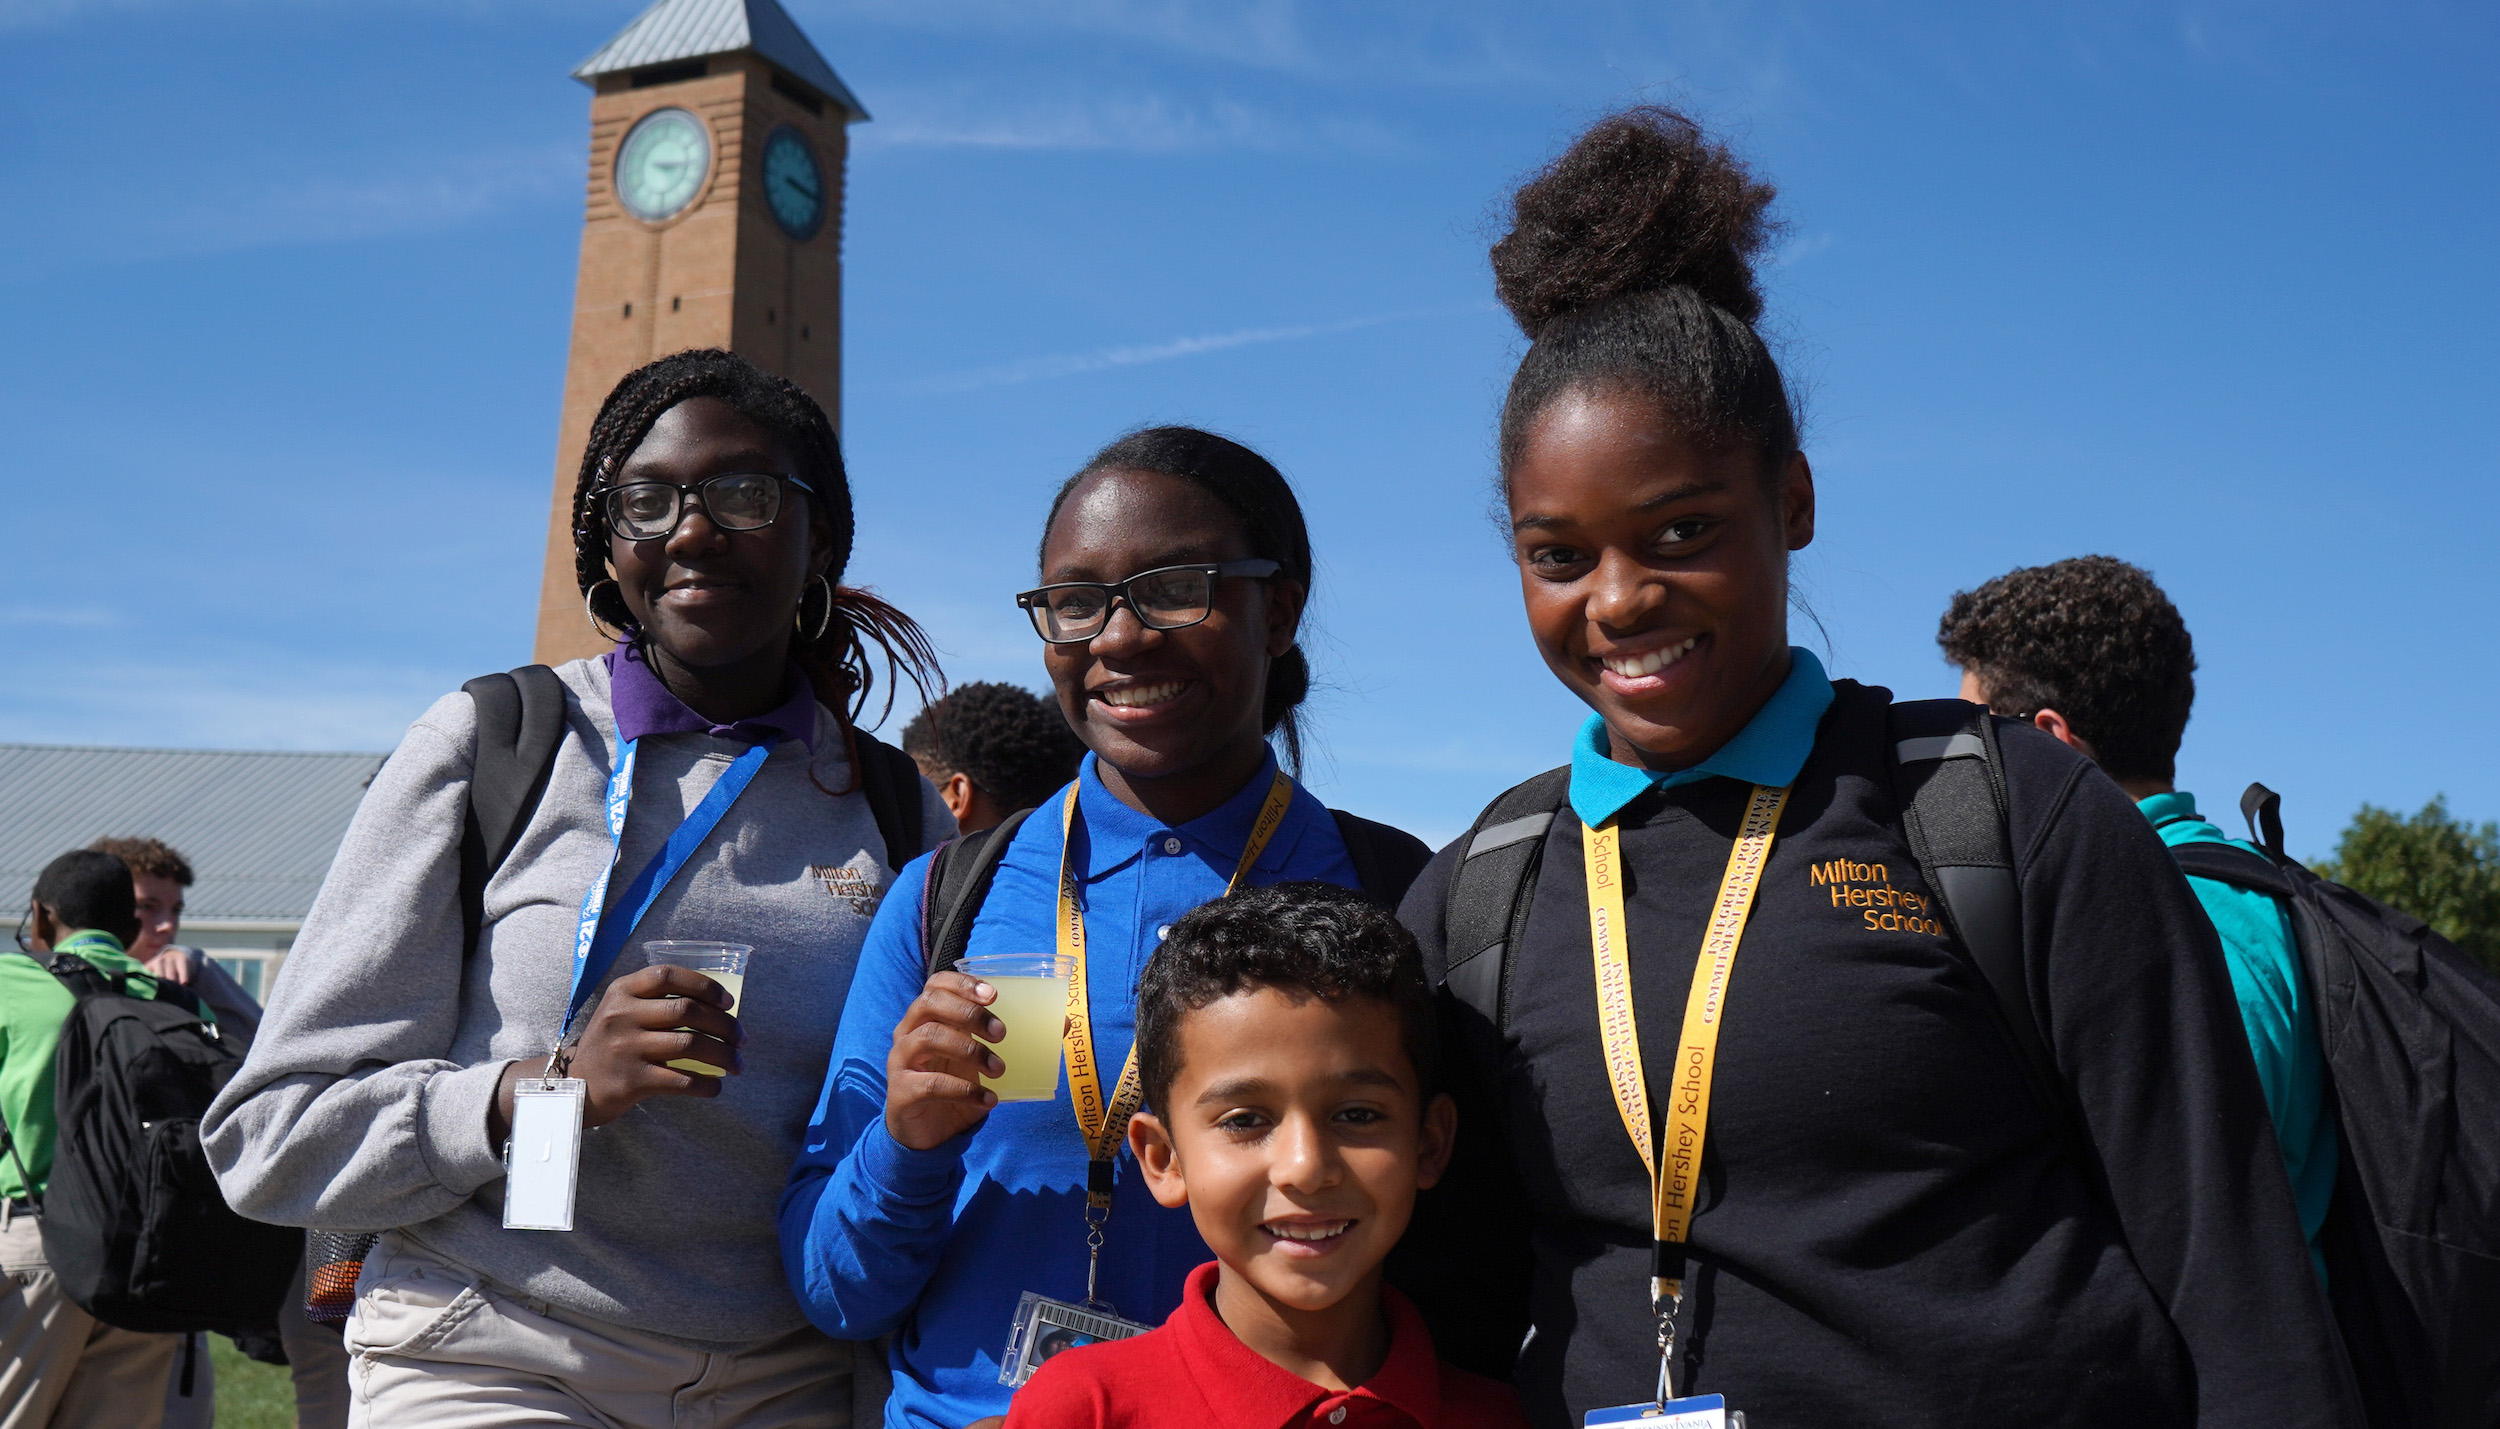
[
  {"x1": 644, "y1": 941, "x2": 751, "y2": 1077},
  {"x1": 957, "y1": 953, "x2": 1071, "y2": 1102}
]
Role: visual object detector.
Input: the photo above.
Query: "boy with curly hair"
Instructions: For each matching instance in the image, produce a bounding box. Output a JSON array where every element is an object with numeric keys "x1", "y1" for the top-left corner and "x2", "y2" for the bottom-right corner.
[
  {"x1": 902, "y1": 682, "x2": 1085, "y2": 835},
  {"x1": 1940, "y1": 554, "x2": 2335, "y2": 1280},
  {"x1": 1005, "y1": 883, "x2": 1527, "y2": 1428}
]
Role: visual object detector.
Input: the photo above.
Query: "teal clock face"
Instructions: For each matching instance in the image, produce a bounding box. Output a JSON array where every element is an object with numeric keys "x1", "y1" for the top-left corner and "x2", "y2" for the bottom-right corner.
[
  {"x1": 615, "y1": 108, "x2": 711, "y2": 222},
  {"x1": 762, "y1": 128, "x2": 824, "y2": 240}
]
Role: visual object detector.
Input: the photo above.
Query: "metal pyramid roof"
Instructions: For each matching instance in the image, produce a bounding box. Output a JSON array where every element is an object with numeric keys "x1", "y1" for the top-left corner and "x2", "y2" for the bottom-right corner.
[
  {"x1": 573, "y1": 0, "x2": 867, "y2": 120},
  {"x1": 0, "y1": 744, "x2": 388, "y2": 925}
]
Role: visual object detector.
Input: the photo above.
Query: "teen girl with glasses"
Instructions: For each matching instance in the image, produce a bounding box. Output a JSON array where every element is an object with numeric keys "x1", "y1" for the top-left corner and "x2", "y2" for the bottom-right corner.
[
  {"x1": 203, "y1": 350, "x2": 951, "y2": 1427},
  {"x1": 781, "y1": 427, "x2": 1432, "y2": 1429},
  {"x1": 1389, "y1": 111, "x2": 2361, "y2": 1428}
]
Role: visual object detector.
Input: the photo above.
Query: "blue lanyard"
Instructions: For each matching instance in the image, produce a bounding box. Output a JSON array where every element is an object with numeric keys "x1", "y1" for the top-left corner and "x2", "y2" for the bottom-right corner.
[{"x1": 557, "y1": 736, "x2": 773, "y2": 1050}]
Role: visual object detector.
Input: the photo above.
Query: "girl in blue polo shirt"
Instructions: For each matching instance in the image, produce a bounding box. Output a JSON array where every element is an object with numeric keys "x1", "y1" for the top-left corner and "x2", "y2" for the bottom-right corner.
[
  {"x1": 781, "y1": 427, "x2": 1429, "y2": 1429},
  {"x1": 1390, "y1": 108, "x2": 2360, "y2": 1429}
]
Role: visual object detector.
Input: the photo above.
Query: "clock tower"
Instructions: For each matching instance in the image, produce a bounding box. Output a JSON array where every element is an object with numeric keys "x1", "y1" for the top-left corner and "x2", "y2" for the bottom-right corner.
[{"x1": 531, "y1": 0, "x2": 868, "y2": 665}]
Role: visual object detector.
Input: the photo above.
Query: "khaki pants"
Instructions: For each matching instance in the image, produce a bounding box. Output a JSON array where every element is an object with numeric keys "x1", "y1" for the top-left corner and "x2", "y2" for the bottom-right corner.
[
  {"x1": 0, "y1": 1204, "x2": 179, "y2": 1429},
  {"x1": 345, "y1": 1234, "x2": 857, "y2": 1429}
]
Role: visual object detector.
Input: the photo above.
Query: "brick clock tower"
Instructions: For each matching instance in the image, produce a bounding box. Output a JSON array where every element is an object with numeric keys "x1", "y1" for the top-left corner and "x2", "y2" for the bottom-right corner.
[{"x1": 532, "y1": 0, "x2": 868, "y2": 666}]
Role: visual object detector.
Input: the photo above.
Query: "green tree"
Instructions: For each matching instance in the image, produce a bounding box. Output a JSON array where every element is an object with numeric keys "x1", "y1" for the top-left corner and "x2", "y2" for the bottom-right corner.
[{"x1": 2316, "y1": 796, "x2": 2500, "y2": 974}]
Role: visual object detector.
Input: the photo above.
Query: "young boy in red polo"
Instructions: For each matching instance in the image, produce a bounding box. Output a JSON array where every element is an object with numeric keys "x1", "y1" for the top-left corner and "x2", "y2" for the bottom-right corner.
[{"x1": 1005, "y1": 883, "x2": 1529, "y2": 1429}]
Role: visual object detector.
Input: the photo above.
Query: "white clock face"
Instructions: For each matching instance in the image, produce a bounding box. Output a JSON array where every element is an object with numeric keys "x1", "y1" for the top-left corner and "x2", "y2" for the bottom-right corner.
[{"x1": 615, "y1": 108, "x2": 711, "y2": 221}]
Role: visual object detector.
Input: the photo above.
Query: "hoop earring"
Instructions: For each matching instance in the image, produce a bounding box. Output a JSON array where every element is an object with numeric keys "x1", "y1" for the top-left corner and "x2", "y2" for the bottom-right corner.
[
  {"x1": 584, "y1": 579, "x2": 624, "y2": 641},
  {"x1": 796, "y1": 575, "x2": 834, "y2": 643}
]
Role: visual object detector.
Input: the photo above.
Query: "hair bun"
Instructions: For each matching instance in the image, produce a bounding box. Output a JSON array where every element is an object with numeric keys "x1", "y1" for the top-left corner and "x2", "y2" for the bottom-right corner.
[{"x1": 1492, "y1": 105, "x2": 1783, "y2": 339}]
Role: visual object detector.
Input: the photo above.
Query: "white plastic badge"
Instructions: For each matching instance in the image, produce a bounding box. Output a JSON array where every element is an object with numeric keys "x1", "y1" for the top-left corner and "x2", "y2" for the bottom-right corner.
[
  {"x1": 503, "y1": 1078, "x2": 586, "y2": 1231},
  {"x1": 1586, "y1": 1395, "x2": 1737, "y2": 1427},
  {"x1": 997, "y1": 1292, "x2": 1151, "y2": 1387}
]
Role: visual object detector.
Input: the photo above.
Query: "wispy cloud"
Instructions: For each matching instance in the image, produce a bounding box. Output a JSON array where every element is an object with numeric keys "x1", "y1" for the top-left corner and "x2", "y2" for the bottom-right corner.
[
  {"x1": 860, "y1": 89, "x2": 1398, "y2": 155},
  {"x1": 0, "y1": 605, "x2": 122, "y2": 629},
  {"x1": 884, "y1": 307, "x2": 1475, "y2": 395}
]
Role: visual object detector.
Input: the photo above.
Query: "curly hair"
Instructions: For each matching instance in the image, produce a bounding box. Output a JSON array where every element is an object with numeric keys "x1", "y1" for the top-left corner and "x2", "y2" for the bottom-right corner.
[
  {"x1": 1491, "y1": 105, "x2": 1797, "y2": 484},
  {"x1": 1134, "y1": 882, "x2": 1437, "y2": 1115},
  {"x1": 1040, "y1": 426, "x2": 1317, "y2": 774},
  {"x1": 87, "y1": 836, "x2": 192, "y2": 886},
  {"x1": 900, "y1": 681, "x2": 1084, "y2": 814},
  {"x1": 1937, "y1": 555, "x2": 2198, "y2": 784},
  {"x1": 570, "y1": 349, "x2": 942, "y2": 738}
]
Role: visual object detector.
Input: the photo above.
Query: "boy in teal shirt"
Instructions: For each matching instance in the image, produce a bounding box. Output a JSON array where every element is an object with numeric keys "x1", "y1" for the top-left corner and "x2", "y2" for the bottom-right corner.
[
  {"x1": 1940, "y1": 556, "x2": 2336, "y2": 1280},
  {"x1": 2, "y1": 849, "x2": 192, "y2": 1428}
]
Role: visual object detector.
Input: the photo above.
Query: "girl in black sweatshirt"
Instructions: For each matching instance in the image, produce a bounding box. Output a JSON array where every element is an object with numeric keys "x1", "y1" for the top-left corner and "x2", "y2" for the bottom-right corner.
[{"x1": 1389, "y1": 107, "x2": 2358, "y2": 1429}]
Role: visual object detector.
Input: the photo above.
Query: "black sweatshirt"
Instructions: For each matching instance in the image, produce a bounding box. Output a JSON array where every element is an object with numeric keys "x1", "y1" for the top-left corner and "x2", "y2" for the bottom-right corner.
[{"x1": 1392, "y1": 682, "x2": 2358, "y2": 1428}]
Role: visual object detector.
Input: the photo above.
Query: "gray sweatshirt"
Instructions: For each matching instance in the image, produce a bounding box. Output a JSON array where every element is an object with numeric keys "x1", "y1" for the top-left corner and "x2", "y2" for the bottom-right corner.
[{"x1": 202, "y1": 657, "x2": 950, "y2": 1347}]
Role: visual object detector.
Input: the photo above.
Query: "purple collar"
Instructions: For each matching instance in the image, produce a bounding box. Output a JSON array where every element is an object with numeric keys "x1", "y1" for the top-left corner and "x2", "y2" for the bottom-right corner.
[{"x1": 604, "y1": 640, "x2": 818, "y2": 751}]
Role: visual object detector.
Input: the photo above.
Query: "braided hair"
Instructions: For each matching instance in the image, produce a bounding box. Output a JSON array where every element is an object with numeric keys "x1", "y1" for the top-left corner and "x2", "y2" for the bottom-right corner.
[
  {"x1": 572, "y1": 348, "x2": 942, "y2": 740},
  {"x1": 1040, "y1": 426, "x2": 1317, "y2": 774},
  {"x1": 1492, "y1": 105, "x2": 1798, "y2": 488}
]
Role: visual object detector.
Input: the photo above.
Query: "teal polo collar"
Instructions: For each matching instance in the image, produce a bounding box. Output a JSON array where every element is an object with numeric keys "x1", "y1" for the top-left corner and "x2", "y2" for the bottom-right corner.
[{"x1": 1568, "y1": 646, "x2": 1835, "y2": 828}]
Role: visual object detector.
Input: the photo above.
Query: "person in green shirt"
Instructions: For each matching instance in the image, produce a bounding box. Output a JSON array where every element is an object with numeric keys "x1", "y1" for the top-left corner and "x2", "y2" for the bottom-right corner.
[
  {"x1": 1939, "y1": 555, "x2": 2336, "y2": 1285},
  {"x1": 1, "y1": 848, "x2": 191, "y2": 1429}
]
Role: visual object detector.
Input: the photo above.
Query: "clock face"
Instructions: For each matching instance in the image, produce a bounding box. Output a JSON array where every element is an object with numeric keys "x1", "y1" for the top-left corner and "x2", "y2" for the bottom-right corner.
[
  {"x1": 615, "y1": 108, "x2": 711, "y2": 222},
  {"x1": 762, "y1": 128, "x2": 824, "y2": 240}
]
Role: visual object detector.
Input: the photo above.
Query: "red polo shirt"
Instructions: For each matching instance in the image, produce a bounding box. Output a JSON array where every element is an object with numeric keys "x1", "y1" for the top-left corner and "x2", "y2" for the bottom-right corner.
[{"x1": 1005, "y1": 1261, "x2": 1529, "y2": 1429}]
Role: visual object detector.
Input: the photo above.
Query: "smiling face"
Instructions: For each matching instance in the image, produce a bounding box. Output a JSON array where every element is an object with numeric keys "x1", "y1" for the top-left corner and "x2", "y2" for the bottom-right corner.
[
  {"x1": 608, "y1": 397, "x2": 831, "y2": 687},
  {"x1": 1507, "y1": 387, "x2": 1815, "y2": 769},
  {"x1": 1037, "y1": 468, "x2": 1303, "y2": 796},
  {"x1": 1130, "y1": 985, "x2": 1455, "y2": 1320}
]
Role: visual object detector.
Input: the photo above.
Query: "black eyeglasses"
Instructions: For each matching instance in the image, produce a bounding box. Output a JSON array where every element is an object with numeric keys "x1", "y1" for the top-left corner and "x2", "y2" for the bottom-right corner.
[
  {"x1": 600, "y1": 473, "x2": 816, "y2": 542},
  {"x1": 1017, "y1": 559, "x2": 1282, "y2": 644}
]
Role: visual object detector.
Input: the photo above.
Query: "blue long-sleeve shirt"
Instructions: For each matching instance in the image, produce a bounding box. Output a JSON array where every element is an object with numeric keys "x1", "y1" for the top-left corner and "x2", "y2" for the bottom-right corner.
[{"x1": 780, "y1": 751, "x2": 1360, "y2": 1429}]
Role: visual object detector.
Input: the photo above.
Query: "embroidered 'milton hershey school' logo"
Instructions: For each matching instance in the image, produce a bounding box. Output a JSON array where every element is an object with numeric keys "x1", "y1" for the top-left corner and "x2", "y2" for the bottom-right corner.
[
  {"x1": 1807, "y1": 858, "x2": 1944, "y2": 937},
  {"x1": 812, "y1": 862, "x2": 882, "y2": 916}
]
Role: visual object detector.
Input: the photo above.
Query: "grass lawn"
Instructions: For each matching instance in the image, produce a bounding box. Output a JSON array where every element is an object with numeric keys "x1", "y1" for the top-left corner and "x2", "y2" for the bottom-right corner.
[{"x1": 210, "y1": 1334, "x2": 296, "y2": 1429}]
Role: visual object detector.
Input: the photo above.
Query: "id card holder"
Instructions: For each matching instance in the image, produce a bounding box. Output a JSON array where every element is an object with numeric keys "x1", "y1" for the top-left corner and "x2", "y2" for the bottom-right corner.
[
  {"x1": 502, "y1": 1078, "x2": 586, "y2": 1231},
  {"x1": 997, "y1": 1291, "x2": 1151, "y2": 1388},
  {"x1": 1587, "y1": 1395, "x2": 1740, "y2": 1428}
]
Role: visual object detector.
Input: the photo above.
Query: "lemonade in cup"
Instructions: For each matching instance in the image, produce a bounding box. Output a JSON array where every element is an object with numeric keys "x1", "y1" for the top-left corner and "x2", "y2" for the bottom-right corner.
[
  {"x1": 643, "y1": 941, "x2": 750, "y2": 1077},
  {"x1": 957, "y1": 953, "x2": 1071, "y2": 1102}
]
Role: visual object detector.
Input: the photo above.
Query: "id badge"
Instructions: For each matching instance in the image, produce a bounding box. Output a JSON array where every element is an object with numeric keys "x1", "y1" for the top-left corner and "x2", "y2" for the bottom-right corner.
[
  {"x1": 1587, "y1": 1395, "x2": 1740, "y2": 1428},
  {"x1": 503, "y1": 1078, "x2": 586, "y2": 1231},
  {"x1": 997, "y1": 1291, "x2": 1151, "y2": 1387}
]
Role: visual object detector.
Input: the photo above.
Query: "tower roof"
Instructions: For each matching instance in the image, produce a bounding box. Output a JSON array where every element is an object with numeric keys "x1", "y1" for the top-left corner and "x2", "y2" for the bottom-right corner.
[{"x1": 574, "y1": 0, "x2": 868, "y2": 121}]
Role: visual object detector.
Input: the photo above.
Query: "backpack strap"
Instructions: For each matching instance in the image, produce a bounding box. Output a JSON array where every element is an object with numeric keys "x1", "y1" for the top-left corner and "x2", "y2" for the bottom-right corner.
[
  {"x1": 922, "y1": 806, "x2": 1038, "y2": 980},
  {"x1": 1439, "y1": 767, "x2": 1573, "y2": 1034},
  {"x1": 458, "y1": 665, "x2": 569, "y2": 960},
  {"x1": 2171, "y1": 840, "x2": 2299, "y2": 898},
  {"x1": 1329, "y1": 810, "x2": 1434, "y2": 912},
  {"x1": 1887, "y1": 700, "x2": 2073, "y2": 1141},
  {"x1": 851, "y1": 728, "x2": 926, "y2": 874},
  {"x1": 2240, "y1": 781, "x2": 2289, "y2": 860}
]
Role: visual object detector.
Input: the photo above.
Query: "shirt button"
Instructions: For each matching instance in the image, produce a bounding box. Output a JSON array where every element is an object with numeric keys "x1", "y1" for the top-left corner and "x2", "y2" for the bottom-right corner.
[
  {"x1": 1156, "y1": 925, "x2": 1172, "y2": 940},
  {"x1": 1329, "y1": 1410, "x2": 1347, "y2": 1425},
  {"x1": 1162, "y1": 836, "x2": 1183, "y2": 856}
]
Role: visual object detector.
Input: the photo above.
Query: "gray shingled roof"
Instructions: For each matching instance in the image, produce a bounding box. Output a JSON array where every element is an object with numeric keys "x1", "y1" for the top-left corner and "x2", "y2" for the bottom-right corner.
[
  {"x1": 574, "y1": 0, "x2": 868, "y2": 120},
  {"x1": 0, "y1": 744, "x2": 387, "y2": 925}
]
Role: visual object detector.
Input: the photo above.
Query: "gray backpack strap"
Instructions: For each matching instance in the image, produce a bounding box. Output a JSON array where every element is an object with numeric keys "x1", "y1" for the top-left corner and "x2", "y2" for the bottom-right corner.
[
  {"x1": 1889, "y1": 700, "x2": 2077, "y2": 1150},
  {"x1": 1440, "y1": 767, "x2": 1573, "y2": 1034},
  {"x1": 458, "y1": 665, "x2": 569, "y2": 959}
]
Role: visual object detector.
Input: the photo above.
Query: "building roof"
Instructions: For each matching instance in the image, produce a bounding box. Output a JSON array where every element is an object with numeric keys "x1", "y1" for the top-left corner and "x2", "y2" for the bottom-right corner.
[
  {"x1": 574, "y1": 0, "x2": 868, "y2": 120},
  {"x1": 0, "y1": 744, "x2": 387, "y2": 926}
]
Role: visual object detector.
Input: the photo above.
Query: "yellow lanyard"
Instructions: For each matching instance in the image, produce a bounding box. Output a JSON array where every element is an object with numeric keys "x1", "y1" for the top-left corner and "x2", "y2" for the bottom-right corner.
[
  {"x1": 1057, "y1": 770, "x2": 1296, "y2": 1197},
  {"x1": 1584, "y1": 782, "x2": 1789, "y2": 1400}
]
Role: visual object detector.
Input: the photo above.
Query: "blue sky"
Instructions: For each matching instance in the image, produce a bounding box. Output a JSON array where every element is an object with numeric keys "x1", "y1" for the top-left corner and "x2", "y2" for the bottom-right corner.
[{"x1": 3, "y1": 0, "x2": 2492, "y2": 850}]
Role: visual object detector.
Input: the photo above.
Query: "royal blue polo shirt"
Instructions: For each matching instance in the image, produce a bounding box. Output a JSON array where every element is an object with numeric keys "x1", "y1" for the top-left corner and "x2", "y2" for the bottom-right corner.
[{"x1": 781, "y1": 750, "x2": 1360, "y2": 1429}]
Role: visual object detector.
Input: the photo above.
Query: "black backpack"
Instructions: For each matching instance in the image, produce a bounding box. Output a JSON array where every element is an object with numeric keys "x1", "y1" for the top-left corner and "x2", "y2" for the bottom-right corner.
[
  {"x1": 2170, "y1": 785, "x2": 2500, "y2": 1429},
  {"x1": 304, "y1": 664, "x2": 931, "y2": 1324},
  {"x1": 918, "y1": 800, "x2": 1433, "y2": 978},
  {"x1": 4, "y1": 953, "x2": 303, "y2": 1335}
]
